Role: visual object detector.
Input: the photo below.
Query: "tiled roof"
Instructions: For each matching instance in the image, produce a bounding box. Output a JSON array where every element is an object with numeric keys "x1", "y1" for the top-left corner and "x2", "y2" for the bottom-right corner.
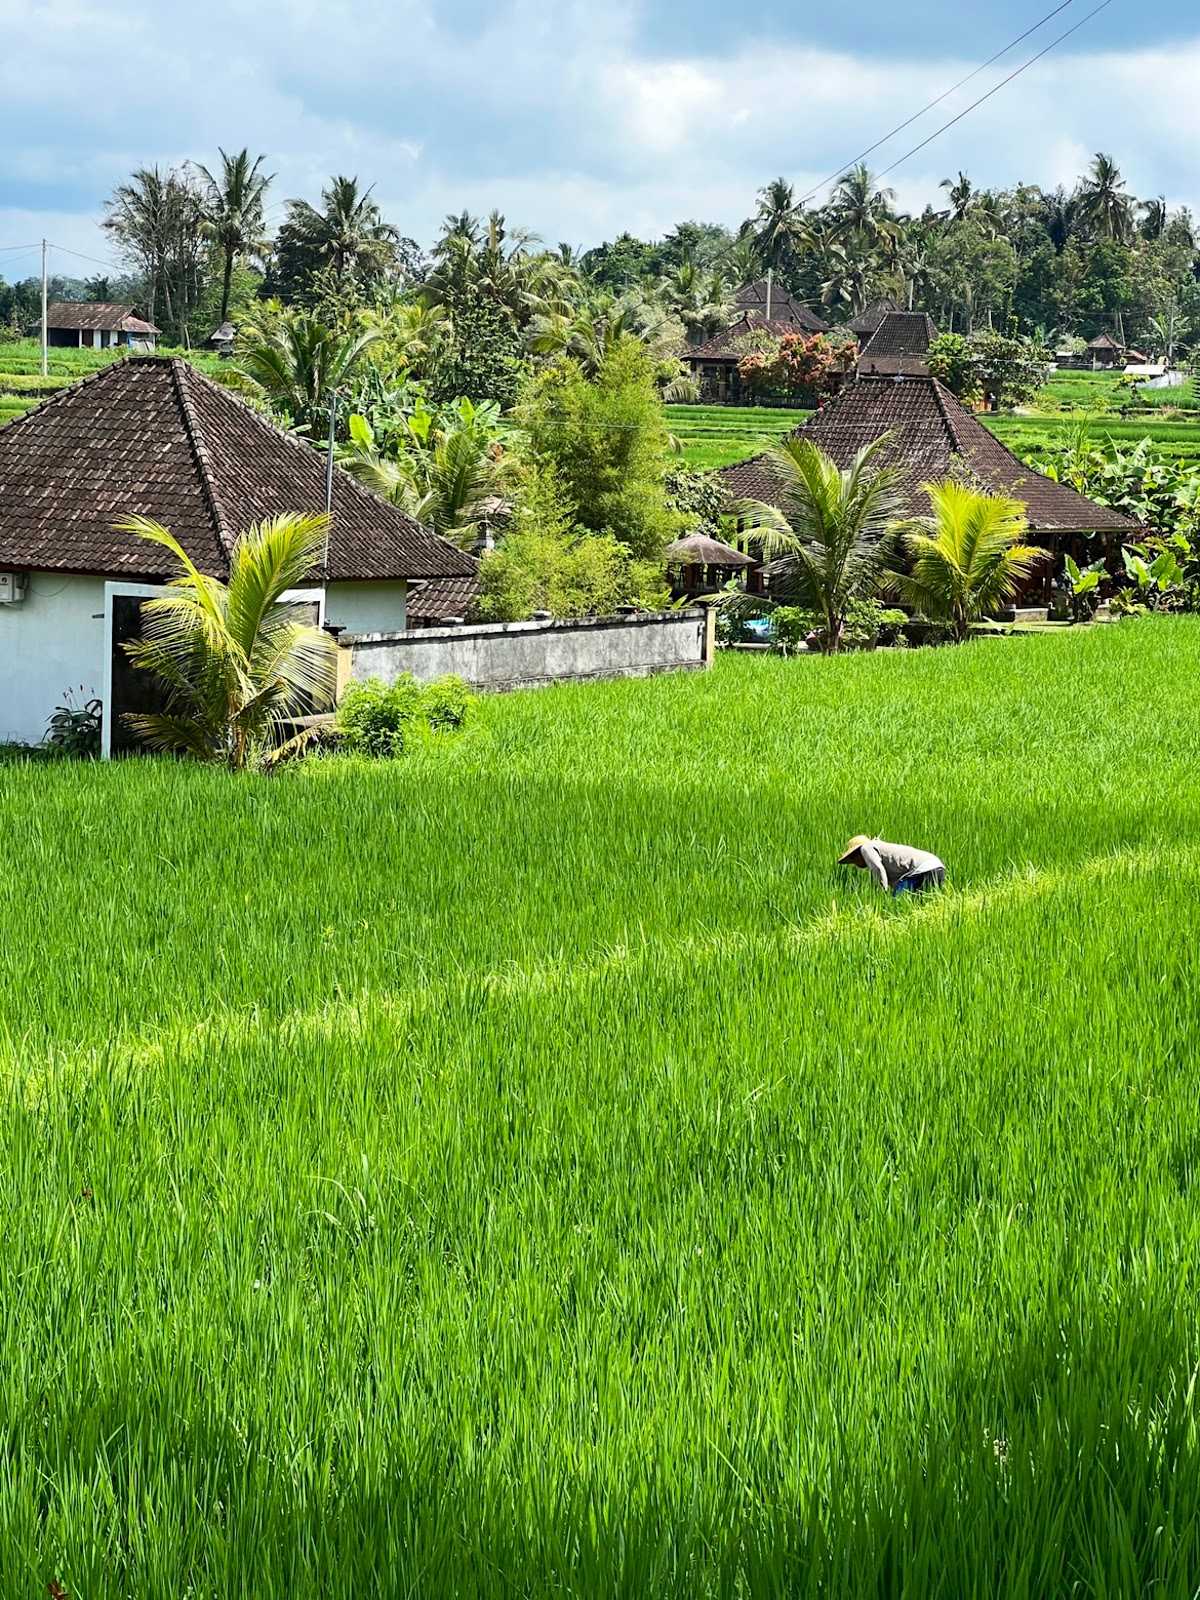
[
  {"x1": 847, "y1": 298, "x2": 901, "y2": 337},
  {"x1": 45, "y1": 302, "x2": 161, "y2": 334},
  {"x1": 688, "y1": 317, "x2": 815, "y2": 361},
  {"x1": 857, "y1": 311, "x2": 938, "y2": 375},
  {"x1": 718, "y1": 376, "x2": 1134, "y2": 535},
  {"x1": 406, "y1": 574, "x2": 481, "y2": 625},
  {"x1": 733, "y1": 280, "x2": 830, "y2": 334},
  {"x1": 0, "y1": 357, "x2": 477, "y2": 582}
]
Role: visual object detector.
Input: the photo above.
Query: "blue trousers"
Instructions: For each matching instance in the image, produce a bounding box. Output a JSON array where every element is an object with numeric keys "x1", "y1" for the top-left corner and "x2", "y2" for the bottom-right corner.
[{"x1": 892, "y1": 867, "x2": 946, "y2": 896}]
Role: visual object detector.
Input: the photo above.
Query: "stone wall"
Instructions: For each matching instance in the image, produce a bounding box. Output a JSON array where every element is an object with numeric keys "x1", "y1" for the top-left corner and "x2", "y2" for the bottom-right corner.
[{"x1": 343, "y1": 609, "x2": 713, "y2": 694}]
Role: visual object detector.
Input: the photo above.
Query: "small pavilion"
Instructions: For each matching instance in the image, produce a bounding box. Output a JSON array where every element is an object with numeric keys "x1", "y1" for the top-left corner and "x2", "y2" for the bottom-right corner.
[{"x1": 665, "y1": 533, "x2": 757, "y2": 599}]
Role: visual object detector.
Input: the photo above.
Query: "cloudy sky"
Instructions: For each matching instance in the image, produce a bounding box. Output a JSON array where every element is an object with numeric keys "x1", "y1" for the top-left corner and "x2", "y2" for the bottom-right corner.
[{"x1": 1, "y1": 0, "x2": 1196, "y2": 282}]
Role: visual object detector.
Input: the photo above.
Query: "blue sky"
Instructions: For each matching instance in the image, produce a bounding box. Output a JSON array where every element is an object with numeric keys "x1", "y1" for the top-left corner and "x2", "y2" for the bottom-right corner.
[{"x1": 1, "y1": 0, "x2": 1197, "y2": 280}]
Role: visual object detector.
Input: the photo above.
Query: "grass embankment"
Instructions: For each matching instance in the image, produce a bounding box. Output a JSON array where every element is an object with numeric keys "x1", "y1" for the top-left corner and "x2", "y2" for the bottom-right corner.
[
  {"x1": 4, "y1": 623, "x2": 1200, "y2": 1595},
  {"x1": 666, "y1": 402, "x2": 811, "y2": 469}
]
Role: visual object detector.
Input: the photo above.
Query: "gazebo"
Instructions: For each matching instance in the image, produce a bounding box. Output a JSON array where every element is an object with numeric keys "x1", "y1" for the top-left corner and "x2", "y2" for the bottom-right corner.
[
  {"x1": 1087, "y1": 332, "x2": 1126, "y2": 369},
  {"x1": 665, "y1": 533, "x2": 757, "y2": 599}
]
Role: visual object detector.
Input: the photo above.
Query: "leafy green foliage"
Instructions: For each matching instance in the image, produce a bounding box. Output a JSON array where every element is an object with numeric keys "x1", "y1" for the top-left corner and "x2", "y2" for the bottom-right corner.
[
  {"x1": 730, "y1": 435, "x2": 902, "y2": 652},
  {"x1": 336, "y1": 674, "x2": 473, "y2": 756},
  {"x1": 517, "y1": 337, "x2": 686, "y2": 561},
  {"x1": 890, "y1": 481, "x2": 1047, "y2": 642},
  {"x1": 45, "y1": 692, "x2": 103, "y2": 758},
  {"x1": 120, "y1": 512, "x2": 339, "y2": 769},
  {"x1": 476, "y1": 467, "x2": 669, "y2": 621}
]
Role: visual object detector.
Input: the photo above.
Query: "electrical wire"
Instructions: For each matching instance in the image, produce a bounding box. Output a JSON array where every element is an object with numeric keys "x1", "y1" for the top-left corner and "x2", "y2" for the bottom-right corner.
[
  {"x1": 798, "y1": 0, "x2": 1078, "y2": 205},
  {"x1": 873, "y1": 0, "x2": 1116, "y2": 185}
]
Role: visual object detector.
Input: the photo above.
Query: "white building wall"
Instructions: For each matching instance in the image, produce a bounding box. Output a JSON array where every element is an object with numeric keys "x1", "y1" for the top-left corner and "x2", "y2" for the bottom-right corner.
[
  {"x1": 0, "y1": 573, "x2": 108, "y2": 745},
  {"x1": 325, "y1": 581, "x2": 407, "y2": 635}
]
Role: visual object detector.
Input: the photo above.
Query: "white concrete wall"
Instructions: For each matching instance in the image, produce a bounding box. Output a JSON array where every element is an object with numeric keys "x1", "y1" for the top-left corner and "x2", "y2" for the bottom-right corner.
[
  {"x1": 325, "y1": 581, "x2": 407, "y2": 635},
  {"x1": 0, "y1": 573, "x2": 108, "y2": 745},
  {"x1": 346, "y1": 610, "x2": 710, "y2": 694}
]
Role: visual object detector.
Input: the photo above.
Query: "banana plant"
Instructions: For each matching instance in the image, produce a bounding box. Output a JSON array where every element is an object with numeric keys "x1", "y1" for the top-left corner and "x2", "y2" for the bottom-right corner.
[
  {"x1": 1121, "y1": 545, "x2": 1183, "y2": 610},
  {"x1": 1061, "y1": 554, "x2": 1107, "y2": 622}
]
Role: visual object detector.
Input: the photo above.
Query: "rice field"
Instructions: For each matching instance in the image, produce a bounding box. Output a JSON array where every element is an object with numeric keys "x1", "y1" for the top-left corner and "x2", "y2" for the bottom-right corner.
[
  {"x1": 4, "y1": 621, "x2": 1200, "y2": 1595},
  {"x1": 665, "y1": 403, "x2": 812, "y2": 469}
]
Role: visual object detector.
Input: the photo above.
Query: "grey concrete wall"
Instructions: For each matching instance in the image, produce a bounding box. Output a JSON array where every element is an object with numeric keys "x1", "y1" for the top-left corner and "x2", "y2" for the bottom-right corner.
[{"x1": 344, "y1": 609, "x2": 711, "y2": 693}]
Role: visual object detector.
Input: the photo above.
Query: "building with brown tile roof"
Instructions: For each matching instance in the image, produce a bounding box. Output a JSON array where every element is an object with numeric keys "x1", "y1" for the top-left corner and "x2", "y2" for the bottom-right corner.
[
  {"x1": 44, "y1": 302, "x2": 161, "y2": 350},
  {"x1": 718, "y1": 377, "x2": 1133, "y2": 600},
  {"x1": 0, "y1": 356, "x2": 476, "y2": 745},
  {"x1": 856, "y1": 311, "x2": 939, "y2": 377},
  {"x1": 847, "y1": 298, "x2": 901, "y2": 339},
  {"x1": 732, "y1": 280, "x2": 830, "y2": 335}
]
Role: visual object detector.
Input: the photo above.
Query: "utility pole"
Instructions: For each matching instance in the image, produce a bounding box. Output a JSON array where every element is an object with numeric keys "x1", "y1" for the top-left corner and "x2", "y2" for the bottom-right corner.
[
  {"x1": 766, "y1": 266, "x2": 773, "y2": 322},
  {"x1": 40, "y1": 240, "x2": 48, "y2": 378},
  {"x1": 323, "y1": 390, "x2": 338, "y2": 578}
]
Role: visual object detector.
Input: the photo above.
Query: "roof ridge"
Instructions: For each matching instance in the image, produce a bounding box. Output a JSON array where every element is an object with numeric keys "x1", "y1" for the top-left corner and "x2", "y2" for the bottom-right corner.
[
  {"x1": 930, "y1": 378, "x2": 965, "y2": 454},
  {"x1": 169, "y1": 359, "x2": 236, "y2": 570},
  {"x1": 177, "y1": 361, "x2": 477, "y2": 567}
]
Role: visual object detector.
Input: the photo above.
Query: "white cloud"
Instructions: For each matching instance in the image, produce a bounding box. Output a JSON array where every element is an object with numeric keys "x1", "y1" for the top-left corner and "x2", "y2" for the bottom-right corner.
[{"x1": 1, "y1": 0, "x2": 1199, "y2": 272}]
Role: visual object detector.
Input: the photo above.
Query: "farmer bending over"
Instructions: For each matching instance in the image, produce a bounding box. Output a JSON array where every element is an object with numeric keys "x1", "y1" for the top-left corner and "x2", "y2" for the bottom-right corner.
[{"x1": 839, "y1": 836, "x2": 945, "y2": 896}]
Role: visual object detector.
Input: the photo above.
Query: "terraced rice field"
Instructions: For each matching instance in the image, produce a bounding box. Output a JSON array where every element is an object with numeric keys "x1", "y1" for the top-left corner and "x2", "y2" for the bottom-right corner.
[
  {"x1": 4, "y1": 623, "x2": 1200, "y2": 1595},
  {"x1": 665, "y1": 403, "x2": 811, "y2": 469}
]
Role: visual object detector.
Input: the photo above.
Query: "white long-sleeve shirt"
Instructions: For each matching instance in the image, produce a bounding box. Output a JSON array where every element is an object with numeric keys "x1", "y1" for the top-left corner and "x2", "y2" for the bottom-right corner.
[{"x1": 857, "y1": 839, "x2": 945, "y2": 891}]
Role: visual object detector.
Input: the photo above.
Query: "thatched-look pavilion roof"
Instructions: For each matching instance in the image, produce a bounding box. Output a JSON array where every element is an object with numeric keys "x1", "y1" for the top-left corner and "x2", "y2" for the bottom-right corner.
[
  {"x1": 719, "y1": 376, "x2": 1134, "y2": 536},
  {"x1": 666, "y1": 533, "x2": 755, "y2": 567}
]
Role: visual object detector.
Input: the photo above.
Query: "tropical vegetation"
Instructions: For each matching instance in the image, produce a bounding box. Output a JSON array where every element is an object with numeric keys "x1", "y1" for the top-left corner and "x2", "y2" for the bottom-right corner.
[{"x1": 118, "y1": 512, "x2": 338, "y2": 769}]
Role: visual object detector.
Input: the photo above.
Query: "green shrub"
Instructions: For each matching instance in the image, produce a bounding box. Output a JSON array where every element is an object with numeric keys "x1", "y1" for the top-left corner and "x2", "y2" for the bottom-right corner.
[
  {"x1": 845, "y1": 597, "x2": 909, "y2": 648},
  {"x1": 336, "y1": 674, "x2": 474, "y2": 756},
  {"x1": 769, "y1": 606, "x2": 815, "y2": 650}
]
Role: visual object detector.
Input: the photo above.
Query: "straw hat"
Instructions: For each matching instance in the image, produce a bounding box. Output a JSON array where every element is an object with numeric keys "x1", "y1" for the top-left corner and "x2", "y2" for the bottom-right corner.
[{"x1": 839, "y1": 835, "x2": 872, "y2": 865}]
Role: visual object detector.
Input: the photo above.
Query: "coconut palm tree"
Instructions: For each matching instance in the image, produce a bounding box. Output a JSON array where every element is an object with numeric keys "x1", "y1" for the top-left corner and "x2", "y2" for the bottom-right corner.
[
  {"x1": 1076, "y1": 154, "x2": 1135, "y2": 245},
  {"x1": 829, "y1": 165, "x2": 901, "y2": 263},
  {"x1": 888, "y1": 480, "x2": 1047, "y2": 642},
  {"x1": 119, "y1": 513, "x2": 339, "y2": 769},
  {"x1": 234, "y1": 310, "x2": 380, "y2": 433},
  {"x1": 940, "y1": 172, "x2": 975, "y2": 223},
  {"x1": 196, "y1": 148, "x2": 273, "y2": 323},
  {"x1": 752, "y1": 178, "x2": 814, "y2": 282},
  {"x1": 282, "y1": 176, "x2": 401, "y2": 285},
  {"x1": 731, "y1": 436, "x2": 901, "y2": 653}
]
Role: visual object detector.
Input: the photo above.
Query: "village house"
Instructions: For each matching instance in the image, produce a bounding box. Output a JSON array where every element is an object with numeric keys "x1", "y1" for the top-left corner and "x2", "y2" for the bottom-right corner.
[
  {"x1": 686, "y1": 279, "x2": 831, "y2": 404},
  {"x1": 855, "y1": 311, "x2": 939, "y2": 378},
  {"x1": 846, "y1": 298, "x2": 902, "y2": 342},
  {"x1": 43, "y1": 302, "x2": 161, "y2": 351},
  {"x1": 718, "y1": 374, "x2": 1134, "y2": 601},
  {"x1": 0, "y1": 357, "x2": 476, "y2": 748}
]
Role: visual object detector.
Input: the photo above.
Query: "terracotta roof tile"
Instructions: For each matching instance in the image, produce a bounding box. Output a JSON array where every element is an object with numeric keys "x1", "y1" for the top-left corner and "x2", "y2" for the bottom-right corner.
[
  {"x1": 718, "y1": 376, "x2": 1134, "y2": 535},
  {"x1": 45, "y1": 302, "x2": 161, "y2": 334},
  {"x1": 857, "y1": 311, "x2": 938, "y2": 376},
  {"x1": 0, "y1": 357, "x2": 477, "y2": 583},
  {"x1": 406, "y1": 574, "x2": 481, "y2": 624},
  {"x1": 732, "y1": 281, "x2": 830, "y2": 333}
]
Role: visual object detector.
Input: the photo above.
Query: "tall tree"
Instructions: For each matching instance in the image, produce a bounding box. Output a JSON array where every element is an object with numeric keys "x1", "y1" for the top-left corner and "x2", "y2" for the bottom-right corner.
[
  {"x1": 273, "y1": 177, "x2": 402, "y2": 301},
  {"x1": 102, "y1": 165, "x2": 208, "y2": 344},
  {"x1": 1076, "y1": 154, "x2": 1135, "y2": 246},
  {"x1": 751, "y1": 178, "x2": 813, "y2": 284},
  {"x1": 196, "y1": 148, "x2": 273, "y2": 324}
]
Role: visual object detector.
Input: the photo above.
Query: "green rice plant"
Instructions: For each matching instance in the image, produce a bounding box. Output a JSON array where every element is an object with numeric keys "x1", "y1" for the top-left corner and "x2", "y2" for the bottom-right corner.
[{"x1": 2, "y1": 624, "x2": 1200, "y2": 1594}]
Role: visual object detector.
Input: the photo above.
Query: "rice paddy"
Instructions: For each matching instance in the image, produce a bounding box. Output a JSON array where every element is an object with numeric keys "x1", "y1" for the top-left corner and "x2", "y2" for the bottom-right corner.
[{"x1": 5, "y1": 621, "x2": 1200, "y2": 1596}]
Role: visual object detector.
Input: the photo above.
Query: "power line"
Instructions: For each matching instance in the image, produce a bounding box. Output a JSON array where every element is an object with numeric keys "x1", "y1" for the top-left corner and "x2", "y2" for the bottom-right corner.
[
  {"x1": 874, "y1": 0, "x2": 1116, "y2": 185},
  {"x1": 0, "y1": 242, "x2": 41, "y2": 253},
  {"x1": 798, "y1": 0, "x2": 1078, "y2": 206}
]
